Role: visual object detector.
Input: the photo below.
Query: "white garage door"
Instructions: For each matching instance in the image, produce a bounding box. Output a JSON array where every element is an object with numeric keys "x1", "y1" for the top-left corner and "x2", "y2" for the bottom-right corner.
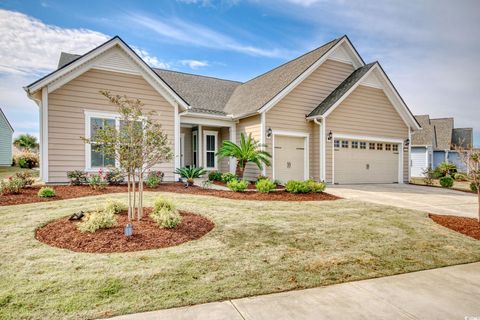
[
  {"x1": 334, "y1": 139, "x2": 399, "y2": 184},
  {"x1": 274, "y1": 135, "x2": 306, "y2": 182},
  {"x1": 410, "y1": 148, "x2": 427, "y2": 177}
]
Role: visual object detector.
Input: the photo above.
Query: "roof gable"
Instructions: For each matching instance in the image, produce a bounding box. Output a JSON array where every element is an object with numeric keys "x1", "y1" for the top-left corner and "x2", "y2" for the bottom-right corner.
[
  {"x1": 431, "y1": 118, "x2": 454, "y2": 150},
  {"x1": 25, "y1": 36, "x2": 188, "y2": 110},
  {"x1": 0, "y1": 108, "x2": 14, "y2": 133},
  {"x1": 411, "y1": 115, "x2": 434, "y2": 146}
]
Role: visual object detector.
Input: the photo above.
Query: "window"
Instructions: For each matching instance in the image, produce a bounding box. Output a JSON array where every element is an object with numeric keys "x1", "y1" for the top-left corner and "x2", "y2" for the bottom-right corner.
[
  {"x1": 204, "y1": 131, "x2": 218, "y2": 169},
  {"x1": 89, "y1": 117, "x2": 115, "y2": 168},
  {"x1": 369, "y1": 143, "x2": 375, "y2": 150},
  {"x1": 385, "y1": 144, "x2": 391, "y2": 151},
  {"x1": 334, "y1": 140, "x2": 340, "y2": 148},
  {"x1": 360, "y1": 142, "x2": 366, "y2": 149},
  {"x1": 377, "y1": 143, "x2": 383, "y2": 150},
  {"x1": 352, "y1": 141, "x2": 359, "y2": 149},
  {"x1": 393, "y1": 144, "x2": 399, "y2": 152},
  {"x1": 192, "y1": 131, "x2": 198, "y2": 167},
  {"x1": 342, "y1": 140, "x2": 349, "y2": 148}
]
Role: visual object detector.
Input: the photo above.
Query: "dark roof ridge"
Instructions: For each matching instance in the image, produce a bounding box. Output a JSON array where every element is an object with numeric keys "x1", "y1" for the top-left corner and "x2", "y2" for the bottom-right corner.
[{"x1": 153, "y1": 68, "x2": 242, "y2": 84}]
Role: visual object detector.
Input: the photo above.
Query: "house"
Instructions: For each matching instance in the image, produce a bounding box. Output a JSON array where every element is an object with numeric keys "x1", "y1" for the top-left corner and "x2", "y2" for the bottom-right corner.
[
  {"x1": 411, "y1": 115, "x2": 474, "y2": 176},
  {"x1": 24, "y1": 35, "x2": 420, "y2": 184},
  {"x1": 0, "y1": 108, "x2": 14, "y2": 166}
]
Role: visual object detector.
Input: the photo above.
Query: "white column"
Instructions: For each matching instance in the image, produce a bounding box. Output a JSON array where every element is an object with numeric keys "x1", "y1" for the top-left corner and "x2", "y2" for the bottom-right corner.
[
  {"x1": 229, "y1": 124, "x2": 236, "y2": 173},
  {"x1": 198, "y1": 125, "x2": 203, "y2": 167},
  {"x1": 174, "y1": 103, "x2": 180, "y2": 180},
  {"x1": 260, "y1": 112, "x2": 266, "y2": 176},
  {"x1": 408, "y1": 127, "x2": 412, "y2": 182},
  {"x1": 41, "y1": 87, "x2": 49, "y2": 183}
]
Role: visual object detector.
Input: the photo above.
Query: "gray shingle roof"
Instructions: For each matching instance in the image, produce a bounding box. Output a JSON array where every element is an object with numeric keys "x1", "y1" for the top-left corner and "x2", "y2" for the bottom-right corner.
[
  {"x1": 431, "y1": 118, "x2": 454, "y2": 150},
  {"x1": 153, "y1": 69, "x2": 241, "y2": 115},
  {"x1": 58, "y1": 52, "x2": 81, "y2": 69},
  {"x1": 452, "y1": 128, "x2": 473, "y2": 149},
  {"x1": 223, "y1": 37, "x2": 342, "y2": 117},
  {"x1": 307, "y1": 62, "x2": 376, "y2": 117},
  {"x1": 411, "y1": 115, "x2": 434, "y2": 146}
]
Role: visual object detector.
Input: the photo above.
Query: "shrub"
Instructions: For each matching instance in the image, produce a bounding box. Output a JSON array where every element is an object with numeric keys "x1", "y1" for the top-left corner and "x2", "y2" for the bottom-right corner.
[
  {"x1": 285, "y1": 179, "x2": 326, "y2": 193},
  {"x1": 0, "y1": 177, "x2": 25, "y2": 195},
  {"x1": 78, "y1": 210, "x2": 117, "y2": 233},
  {"x1": 439, "y1": 175, "x2": 454, "y2": 188},
  {"x1": 38, "y1": 187, "x2": 55, "y2": 198},
  {"x1": 87, "y1": 171, "x2": 108, "y2": 190},
  {"x1": 255, "y1": 179, "x2": 276, "y2": 193},
  {"x1": 436, "y1": 162, "x2": 457, "y2": 177},
  {"x1": 66, "y1": 170, "x2": 87, "y2": 185},
  {"x1": 208, "y1": 170, "x2": 222, "y2": 181},
  {"x1": 175, "y1": 166, "x2": 206, "y2": 185},
  {"x1": 14, "y1": 171, "x2": 35, "y2": 186},
  {"x1": 104, "y1": 168, "x2": 125, "y2": 185},
  {"x1": 471, "y1": 182, "x2": 478, "y2": 193},
  {"x1": 150, "y1": 197, "x2": 181, "y2": 228},
  {"x1": 227, "y1": 179, "x2": 248, "y2": 192},
  {"x1": 104, "y1": 199, "x2": 127, "y2": 214},
  {"x1": 16, "y1": 152, "x2": 39, "y2": 169},
  {"x1": 145, "y1": 170, "x2": 164, "y2": 188},
  {"x1": 256, "y1": 175, "x2": 269, "y2": 182},
  {"x1": 221, "y1": 172, "x2": 237, "y2": 183},
  {"x1": 453, "y1": 173, "x2": 468, "y2": 181}
]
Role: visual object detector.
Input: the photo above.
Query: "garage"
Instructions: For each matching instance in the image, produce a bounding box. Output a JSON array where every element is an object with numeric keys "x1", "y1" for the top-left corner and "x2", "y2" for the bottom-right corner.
[
  {"x1": 334, "y1": 139, "x2": 400, "y2": 184},
  {"x1": 273, "y1": 134, "x2": 307, "y2": 182},
  {"x1": 410, "y1": 147, "x2": 429, "y2": 177}
]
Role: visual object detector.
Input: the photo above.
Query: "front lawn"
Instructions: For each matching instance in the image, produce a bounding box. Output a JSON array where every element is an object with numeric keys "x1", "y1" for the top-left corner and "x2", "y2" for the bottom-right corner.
[
  {"x1": 0, "y1": 166, "x2": 39, "y2": 180},
  {"x1": 410, "y1": 177, "x2": 472, "y2": 192},
  {"x1": 2, "y1": 193, "x2": 480, "y2": 319}
]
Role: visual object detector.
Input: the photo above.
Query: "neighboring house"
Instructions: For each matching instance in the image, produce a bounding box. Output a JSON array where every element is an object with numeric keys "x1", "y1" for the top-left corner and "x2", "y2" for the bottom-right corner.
[
  {"x1": 0, "y1": 108, "x2": 14, "y2": 166},
  {"x1": 24, "y1": 35, "x2": 420, "y2": 184},
  {"x1": 411, "y1": 115, "x2": 474, "y2": 176}
]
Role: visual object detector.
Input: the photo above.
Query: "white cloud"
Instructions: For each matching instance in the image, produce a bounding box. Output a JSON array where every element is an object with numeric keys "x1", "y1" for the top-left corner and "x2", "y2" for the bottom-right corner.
[
  {"x1": 180, "y1": 59, "x2": 209, "y2": 69},
  {"x1": 132, "y1": 47, "x2": 171, "y2": 69},
  {"x1": 126, "y1": 13, "x2": 289, "y2": 58},
  {"x1": 284, "y1": 0, "x2": 322, "y2": 7}
]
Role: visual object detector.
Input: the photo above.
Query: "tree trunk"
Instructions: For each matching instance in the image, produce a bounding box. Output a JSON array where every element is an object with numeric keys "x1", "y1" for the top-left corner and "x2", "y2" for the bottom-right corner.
[
  {"x1": 127, "y1": 172, "x2": 132, "y2": 221},
  {"x1": 235, "y1": 162, "x2": 246, "y2": 178},
  {"x1": 132, "y1": 172, "x2": 136, "y2": 221},
  {"x1": 138, "y1": 171, "x2": 143, "y2": 221}
]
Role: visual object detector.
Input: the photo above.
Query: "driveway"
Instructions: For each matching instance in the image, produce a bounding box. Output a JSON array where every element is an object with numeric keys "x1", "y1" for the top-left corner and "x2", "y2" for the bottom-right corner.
[
  {"x1": 109, "y1": 262, "x2": 480, "y2": 319},
  {"x1": 328, "y1": 183, "x2": 478, "y2": 218}
]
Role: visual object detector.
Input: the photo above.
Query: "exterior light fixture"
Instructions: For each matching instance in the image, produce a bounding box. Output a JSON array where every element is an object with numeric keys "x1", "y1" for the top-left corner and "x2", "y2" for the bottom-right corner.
[
  {"x1": 404, "y1": 138, "x2": 410, "y2": 146},
  {"x1": 124, "y1": 223, "x2": 133, "y2": 237},
  {"x1": 266, "y1": 127, "x2": 272, "y2": 139},
  {"x1": 327, "y1": 131, "x2": 333, "y2": 141}
]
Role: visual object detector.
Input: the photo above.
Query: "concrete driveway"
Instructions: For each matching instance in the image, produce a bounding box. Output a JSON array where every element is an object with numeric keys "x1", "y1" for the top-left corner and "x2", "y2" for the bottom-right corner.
[{"x1": 328, "y1": 183, "x2": 478, "y2": 218}]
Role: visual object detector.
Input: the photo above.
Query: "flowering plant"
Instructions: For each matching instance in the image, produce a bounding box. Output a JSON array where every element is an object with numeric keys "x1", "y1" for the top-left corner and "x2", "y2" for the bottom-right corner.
[{"x1": 87, "y1": 169, "x2": 108, "y2": 190}]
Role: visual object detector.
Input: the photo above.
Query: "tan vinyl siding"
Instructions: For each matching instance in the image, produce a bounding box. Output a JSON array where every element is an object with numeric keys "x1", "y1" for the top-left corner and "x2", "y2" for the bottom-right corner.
[
  {"x1": 265, "y1": 59, "x2": 354, "y2": 180},
  {"x1": 325, "y1": 85, "x2": 409, "y2": 183},
  {"x1": 48, "y1": 68, "x2": 175, "y2": 183},
  {"x1": 236, "y1": 114, "x2": 261, "y2": 181}
]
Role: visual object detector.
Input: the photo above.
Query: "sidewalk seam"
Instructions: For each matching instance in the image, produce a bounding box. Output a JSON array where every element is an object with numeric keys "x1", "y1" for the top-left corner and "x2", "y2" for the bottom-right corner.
[{"x1": 229, "y1": 300, "x2": 246, "y2": 320}]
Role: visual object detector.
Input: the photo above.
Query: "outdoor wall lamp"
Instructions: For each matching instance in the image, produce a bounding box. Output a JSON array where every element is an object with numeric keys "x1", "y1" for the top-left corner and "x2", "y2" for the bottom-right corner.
[
  {"x1": 327, "y1": 130, "x2": 333, "y2": 141},
  {"x1": 404, "y1": 138, "x2": 410, "y2": 146},
  {"x1": 266, "y1": 127, "x2": 272, "y2": 139}
]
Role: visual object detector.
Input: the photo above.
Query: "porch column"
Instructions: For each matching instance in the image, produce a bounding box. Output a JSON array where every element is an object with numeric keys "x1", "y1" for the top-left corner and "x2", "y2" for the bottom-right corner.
[
  {"x1": 174, "y1": 103, "x2": 180, "y2": 180},
  {"x1": 229, "y1": 124, "x2": 236, "y2": 173},
  {"x1": 198, "y1": 125, "x2": 203, "y2": 167}
]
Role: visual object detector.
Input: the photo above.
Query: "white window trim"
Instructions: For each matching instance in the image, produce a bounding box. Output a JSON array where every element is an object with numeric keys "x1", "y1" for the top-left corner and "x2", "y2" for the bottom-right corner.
[
  {"x1": 192, "y1": 130, "x2": 198, "y2": 167},
  {"x1": 271, "y1": 130, "x2": 309, "y2": 181},
  {"x1": 203, "y1": 130, "x2": 218, "y2": 170}
]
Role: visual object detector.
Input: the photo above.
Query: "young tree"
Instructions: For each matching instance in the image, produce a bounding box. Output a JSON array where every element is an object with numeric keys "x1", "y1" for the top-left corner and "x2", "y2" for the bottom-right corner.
[
  {"x1": 217, "y1": 133, "x2": 271, "y2": 179},
  {"x1": 13, "y1": 134, "x2": 39, "y2": 151},
  {"x1": 83, "y1": 91, "x2": 172, "y2": 221},
  {"x1": 454, "y1": 145, "x2": 480, "y2": 222}
]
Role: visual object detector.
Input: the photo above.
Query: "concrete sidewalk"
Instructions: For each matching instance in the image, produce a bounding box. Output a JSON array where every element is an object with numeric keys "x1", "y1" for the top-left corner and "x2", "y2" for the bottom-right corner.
[{"x1": 108, "y1": 262, "x2": 480, "y2": 320}]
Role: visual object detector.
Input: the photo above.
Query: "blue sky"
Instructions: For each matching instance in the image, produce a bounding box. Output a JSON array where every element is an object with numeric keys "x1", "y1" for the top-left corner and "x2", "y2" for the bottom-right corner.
[{"x1": 1, "y1": 0, "x2": 479, "y2": 146}]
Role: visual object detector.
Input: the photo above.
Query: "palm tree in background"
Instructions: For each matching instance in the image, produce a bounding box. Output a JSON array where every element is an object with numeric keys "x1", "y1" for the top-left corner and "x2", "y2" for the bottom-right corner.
[
  {"x1": 13, "y1": 134, "x2": 38, "y2": 151},
  {"x1": 217, "y1": 133, "x2": 271, "y2": 179}
]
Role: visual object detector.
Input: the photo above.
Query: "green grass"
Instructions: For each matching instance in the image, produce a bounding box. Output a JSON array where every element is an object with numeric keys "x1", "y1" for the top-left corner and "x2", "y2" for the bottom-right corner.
[
  {"x1": 0, "y1": 166, "x2": 39, "y2": 180},
  {"x1": 2, "y1": 192, "x2": 480, "y2": 319}
]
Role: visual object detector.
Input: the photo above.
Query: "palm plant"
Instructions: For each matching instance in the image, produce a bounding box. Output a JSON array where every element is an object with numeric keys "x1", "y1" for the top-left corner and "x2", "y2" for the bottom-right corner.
[
  {"x1": 217, "y1": 133, "x2": 271, "y2": 179},
  {"x1": 13, "y1": 134, "x2": 39, "y2": 151},
  {"x1": 175, "y1": 166, "x2": 206, "y2": 186}
]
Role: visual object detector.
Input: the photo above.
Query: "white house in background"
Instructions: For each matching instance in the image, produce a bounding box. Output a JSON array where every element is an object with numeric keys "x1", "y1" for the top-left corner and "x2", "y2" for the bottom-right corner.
[
  {"x1": 410, "y1": 115, "x2": 474, "y2": 176},
  {"x1": 0, "y1": 108, "x2": 14, "y2": 166}
]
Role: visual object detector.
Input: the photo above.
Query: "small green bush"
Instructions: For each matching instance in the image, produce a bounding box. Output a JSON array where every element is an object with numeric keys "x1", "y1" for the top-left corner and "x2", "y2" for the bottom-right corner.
[
  {"x1": 150, "y1": 197, "x2": 181, "y2": 228},
  {"x1": 78, "y1": 210, "x2": 117, "y2": 233},
  {"x1": 15, "y1": 152, "x2": 39, "y2": 169},
  {"x1": 104, "y1": 168, "x2": 125, "y2": 185},
  {"x1": 104, "y1": 199, "x2": 127, "y2": 214},
  {"x1": 227, "y1": 179, "x2": 248, "y2": 192},
  {"x1": 285, "y1": 179, "x2": 326, "y2": 193},
  {"x1": 14, "y1": 171, "x2": 35, "y2": 186},
  {"x1": 38, "y1": 187, "x2": 55, "y2": 198},
  {"x1": 256, "y1": 175, "x2": 269, "y2": 182},
  {"x1": 439, "y1": 175, "x2": 454, "y2": 188},
  {"x1": 221, "y1": 172, "x2": 237, "y2": 183},
  {"x1": 87, "y1": 172, "x2": 108, "y2": 190},
  {"x1": 208, "y1": 170, "x2": 222, "y2": 181},
  {"x1": 0, "y1": 177, "x2": 25, "y2": 195},
  {"x1": 66, "y1": 170, "x2": 87, "y2": 185},
  {"x1": 453, "y1": 173, "x2": 468, "y2": 181},
  {"x1": 471, "y1": 182, "x2": 478, "y2": 193},
  {"x1": 435, "y1": 162, "x2": 457, "y2": 177},
  {"x1": 255, "y1": 179, "x2": 276, "y2": 193},
  {"x1": 145, "y1": 170, "x2": 164, "y2": 188}
]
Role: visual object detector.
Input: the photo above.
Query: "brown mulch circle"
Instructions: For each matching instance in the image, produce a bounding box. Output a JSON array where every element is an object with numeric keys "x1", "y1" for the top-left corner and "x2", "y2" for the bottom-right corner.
[
  {"x1": 35, "y1": 209, "x2": 214, "y2": 253},
  {"x1": 429, "y1": 213, "x2": 480, "y2": 240},
  {"x1": 1, "y1": 183, "x2": 339, "y2": 206}
]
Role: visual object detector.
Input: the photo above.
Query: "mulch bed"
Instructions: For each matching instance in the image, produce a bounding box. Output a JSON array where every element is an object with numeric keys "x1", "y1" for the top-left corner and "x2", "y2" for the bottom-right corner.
[
  {"x1": 35, "y1": 209, "x2": 214, "y2": 253},
  {"x1": 429, "y1": 213, "x2": 480, "y2": 240},
  {"x1": 1, "y1": 183, "x2": 339, "y2": 206}
]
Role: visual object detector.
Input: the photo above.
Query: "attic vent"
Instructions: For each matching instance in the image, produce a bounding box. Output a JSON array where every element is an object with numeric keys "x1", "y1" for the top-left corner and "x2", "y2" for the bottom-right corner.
[{"x1": 94, "y1": 48, "x2": 140, "y2": 75}]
